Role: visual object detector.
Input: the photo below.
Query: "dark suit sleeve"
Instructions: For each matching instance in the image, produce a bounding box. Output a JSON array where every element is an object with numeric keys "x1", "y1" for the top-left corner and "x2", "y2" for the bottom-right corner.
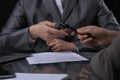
[
  {"x1": 0, "y1": 0, "x2": 33, "y2": 52},
  {"x1": 97, "y1": 0, "x2": 120, "y2": 31},
  {"x1": 90, "y1": 34, "x2": 120, "y2": 80}
]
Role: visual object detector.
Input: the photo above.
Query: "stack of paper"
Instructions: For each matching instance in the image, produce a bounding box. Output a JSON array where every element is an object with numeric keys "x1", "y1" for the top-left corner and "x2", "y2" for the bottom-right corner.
[
  {"x1": 27, "y1": 51, "x2": 88, "y2": 65},
  {"x1": 5, "y1": 73, "x2": 68, "y2": 80}
]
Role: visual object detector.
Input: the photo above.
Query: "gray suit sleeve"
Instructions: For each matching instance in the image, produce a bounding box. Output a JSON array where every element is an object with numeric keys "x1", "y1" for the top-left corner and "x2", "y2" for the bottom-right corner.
[
  {"x1": 97, "y1": 0, "x2": 120, "y2": 31},
  {"x1": 0, "y1": 0, "x2": 34, "y2": 52},
  {"x1": 90, "y1": 34, "x2": 120, "y2": 80}
]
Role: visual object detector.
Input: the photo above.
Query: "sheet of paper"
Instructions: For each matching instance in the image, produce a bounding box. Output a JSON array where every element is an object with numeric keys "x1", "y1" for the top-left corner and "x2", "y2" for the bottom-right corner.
[
  {"x1": 4, "y1": 73, "x2": 68, "y2": 80},
  {"x1": 27, "y1": 51, "x2": 88, "y2": 65}
]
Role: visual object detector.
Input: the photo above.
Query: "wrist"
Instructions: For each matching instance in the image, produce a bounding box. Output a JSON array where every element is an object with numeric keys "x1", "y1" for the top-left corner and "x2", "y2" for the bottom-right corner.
[
  {"x1": 106, "y1": 31, "x2": 119, "y2": 45},
  {"x1": 109, "y1": 31, "x2": 119, "y2": 38},
  {"x1": 29, "y1": 25, "x2": 38, "y2": 40},
  {"x1": 68, "y1": 43, "x2": 78, "y2": 52}
]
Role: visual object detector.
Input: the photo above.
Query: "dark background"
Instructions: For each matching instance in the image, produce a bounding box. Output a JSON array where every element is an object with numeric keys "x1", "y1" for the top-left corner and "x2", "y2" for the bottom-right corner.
[
  {"x1": 0, "y1": 0, "x2": 17, "y2": 29},
  {"x1": 0, "y1": 0, "x2": 120, "y2": 30},
  {"x1": 105, "y1": 0, "x2": 120, "y2": 23}
]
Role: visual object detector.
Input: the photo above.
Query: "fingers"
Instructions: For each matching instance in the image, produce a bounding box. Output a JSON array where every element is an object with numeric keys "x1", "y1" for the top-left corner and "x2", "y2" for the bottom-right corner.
[
  {"x1": 47, "y1": 39, "x2": 59, "y2": 51},
  {"x1": 47, "y1": 43, "x2": 60, "y2": 52},
  {"x1": 77, "y1": 34, "x2": 88, "y2": 41},
  {"x1": 80, "y1": 37, "x2": 93, "y2": 44},
  {"x1": 71, "y1": 31, "x2": 77, "y2": 36},
  {"x1": 77, "y1": 26, "x2": 92, "y2": 35},
  {"x1": 47, "y1": 39, "x2": 66, "y2": 52},
  {"x1": 47, "y1": 40, "x2": 56, "y2": 49},
  {"x1": 77, "y1": 34, "x2": 94, "y2": 43},
  {"x1": 51, "y1": 46, "x2": 60, "y2": 52},
  {"x1": 47, "y1": 29, "x2": 68, "y2": 36},
  {"x1": 41, "y1": 21, "x2": 56, "y2": 27},
  {"x1": 77, "y1": 34, "x2": 96, "y2": 46}
]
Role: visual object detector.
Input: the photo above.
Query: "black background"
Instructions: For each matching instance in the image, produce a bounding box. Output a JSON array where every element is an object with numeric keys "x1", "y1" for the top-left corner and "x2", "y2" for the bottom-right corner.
[
  {"x1": 0, "y1": 0, "x2": 120, "y2": 30},
  {"x1": 0, "y1": 0, "x2": 17, "y2": 29}
]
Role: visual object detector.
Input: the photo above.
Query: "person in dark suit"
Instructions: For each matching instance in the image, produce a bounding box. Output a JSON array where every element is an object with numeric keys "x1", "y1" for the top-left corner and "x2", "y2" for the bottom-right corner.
[
  {"x1": 0, "y1": 0, "x2": 120, "y2": 76},
  {"x1": 76, "y1": 26, "x2": 120, "y2": 80}
]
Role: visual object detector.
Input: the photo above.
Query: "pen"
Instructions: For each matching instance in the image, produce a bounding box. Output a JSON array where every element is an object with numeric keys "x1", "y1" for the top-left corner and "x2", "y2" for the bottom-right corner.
[
  {"x1": 59, "y1": 22, "x2": 77, "y2": 33},
  {"x1": 58, "y1": 22, "x2": 96, "y2": 39}
]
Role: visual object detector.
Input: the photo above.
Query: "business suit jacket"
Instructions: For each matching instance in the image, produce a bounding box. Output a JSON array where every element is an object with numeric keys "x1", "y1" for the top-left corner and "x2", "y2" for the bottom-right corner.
[
  {"x1": 91, "y1": 34, "x2": 120, "y2": 80},
  {"x1": 0, "y1": 0, "x2": 119, "y2": 53},
  {"x1": 0, "y1": 0, "x2": 119, "y2": 76}
]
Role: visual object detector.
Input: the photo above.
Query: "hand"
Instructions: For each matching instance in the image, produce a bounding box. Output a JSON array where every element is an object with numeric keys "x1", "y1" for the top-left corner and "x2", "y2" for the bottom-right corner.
[
  {"x1": 46, "y1": 28, "x2": 68, "y2": 42},
  {"x1": 29, "y1": 21, "x2": 68, "y2": 42},
  {"x1": 77, "y1": 26, "x2": 119, "y2": 46},
  {"x1": 47, "y1": 39, "x2": 77, "y2": 52},
  {"x1": 29, "y1": 21, "x2": 55, "y2": 41}
]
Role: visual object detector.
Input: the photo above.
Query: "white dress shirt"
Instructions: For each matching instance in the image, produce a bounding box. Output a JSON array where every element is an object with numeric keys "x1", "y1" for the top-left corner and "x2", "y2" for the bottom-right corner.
[{"x1": 55, "y1": 0, "x2": 64, "y2": 15}]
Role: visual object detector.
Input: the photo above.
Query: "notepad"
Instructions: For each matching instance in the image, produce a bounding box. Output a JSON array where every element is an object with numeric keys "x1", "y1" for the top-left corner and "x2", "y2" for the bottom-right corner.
[{"x1": 27, "y1": 51, "x2": 88, "y2": 65}]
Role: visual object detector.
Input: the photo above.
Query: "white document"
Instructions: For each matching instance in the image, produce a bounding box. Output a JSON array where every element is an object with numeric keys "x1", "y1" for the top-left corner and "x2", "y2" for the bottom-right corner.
[
  {"x1": 27, "y1": 51, "x2": 88, "y2": 65},
  {"x1": 4, "y1": 73, "x2": 68, "y2": 80}
]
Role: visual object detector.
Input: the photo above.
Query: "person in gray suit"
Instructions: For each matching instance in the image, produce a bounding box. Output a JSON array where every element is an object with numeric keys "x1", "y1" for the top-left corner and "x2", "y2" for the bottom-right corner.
[
  {"x1": 0, "y1": 0, "x2": 120, "y2": 76},
  {"x1": 76, "y1": 26, "x2": 120, "y2": 80}
]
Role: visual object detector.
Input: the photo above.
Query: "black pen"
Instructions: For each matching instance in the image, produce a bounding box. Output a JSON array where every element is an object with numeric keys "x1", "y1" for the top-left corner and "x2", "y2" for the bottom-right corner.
[
  {"x1": 58, "y1": 22, "x2": 77, "y2": 33},
  {"x1": 58, "y1": 22, "x2": 96, "y2": 38}
]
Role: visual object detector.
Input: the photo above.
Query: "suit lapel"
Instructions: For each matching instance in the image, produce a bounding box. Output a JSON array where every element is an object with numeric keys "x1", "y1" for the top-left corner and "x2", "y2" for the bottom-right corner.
[
  {"x1": 62, "y1": 0, "x2": 78, "y2": 21},
  {"x1": 43, "y1": 0, "x2": 61, "y2": 21}
]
